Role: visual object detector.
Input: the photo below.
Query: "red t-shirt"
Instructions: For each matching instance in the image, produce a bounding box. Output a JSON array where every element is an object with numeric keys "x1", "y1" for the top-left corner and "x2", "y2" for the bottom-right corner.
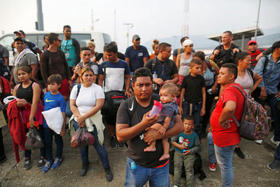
[{"x1": 210, "y1": 83, "x2": 244, "y2": 147}]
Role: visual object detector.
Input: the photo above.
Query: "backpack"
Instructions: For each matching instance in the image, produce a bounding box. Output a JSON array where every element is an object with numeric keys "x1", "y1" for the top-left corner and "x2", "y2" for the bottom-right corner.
[
  {"x1": 230, "y1": 85, "x2": 270, "y2": 140},
  {"x1": 0, "y1": 59, "x2": 11, "y2": 81},
  {"x1": 0, "y1": 76, "x2": 11, "y2": 101}
]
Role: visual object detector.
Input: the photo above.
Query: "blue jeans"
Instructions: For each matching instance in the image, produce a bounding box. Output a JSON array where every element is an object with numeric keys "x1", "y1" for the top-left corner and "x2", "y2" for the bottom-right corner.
[
  {"x1": 275, "y1": 144, "x2": 280, "y2": 161},
  {"x1": 214, "y1": 145, "x2": 235, "y2": 187},
  {"x1": 125, "y1": 157, "x2": 170, "y2": 187},
  {"x1": 182, "y1": 101, "x2": 202, "y2": 137},
  {"x1": 208, "y1": 132, "x2": 216, "y2": 164},
  {"x1": 44, "y1": 127, "x2": 63, "y2": 161},
  {"x1": 73, "y1": 121, "x2": 110, "y2": 169}
]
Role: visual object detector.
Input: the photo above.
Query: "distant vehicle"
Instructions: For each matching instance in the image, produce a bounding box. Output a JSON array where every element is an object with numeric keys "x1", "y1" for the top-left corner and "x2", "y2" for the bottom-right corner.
[{"x1": 0, "y1": 31, "x2": 111, "y2": 65}]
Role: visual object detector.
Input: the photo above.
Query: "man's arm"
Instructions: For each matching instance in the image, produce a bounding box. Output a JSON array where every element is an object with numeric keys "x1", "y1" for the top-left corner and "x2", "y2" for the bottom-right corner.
[
  {"x1": 116, "y1": 112, "x2": 158, "y2": 143},
  {"x1": 124, "y1": 74, "x2": 131, "y2": 97},
  {"x1": 143, "y1": 57, "x2": 148, "y2": 64},
  {"x1": 144, "y1": 115, "x2": 183, "y2": 144},
  {"x1": 125, "y1": 57, "x2": 130, "y2": 67},
  {"x1": 40, "y1": 53, "x2": 48, "y2": 85},
  {"x1": 219, "y1": 100, "x2": 236, "y2": 128},
  {"x1": 201, "y1": 87, "x2": 206, "y2": 116},
  {"x1": 165, "y1": 73, "x2": 179, "y2": 84}
]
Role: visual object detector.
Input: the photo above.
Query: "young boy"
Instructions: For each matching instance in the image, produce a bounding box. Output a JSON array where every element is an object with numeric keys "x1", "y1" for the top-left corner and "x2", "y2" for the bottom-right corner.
[
  {"x1": 144, "y1": 83, "x2": 179, "y2": 161},
  {"x1": 42, "y1": 74, "x2": 66, "y2": 173},
  {"x1": 172, "y1": 115, "x2": 200, "y2": 187},
  {"x1": 180, "y1": 58, "x2": 206, "y2": 137}
]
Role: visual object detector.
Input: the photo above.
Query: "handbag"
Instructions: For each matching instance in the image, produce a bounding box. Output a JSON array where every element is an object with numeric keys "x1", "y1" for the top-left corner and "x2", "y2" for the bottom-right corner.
[{"x1": 25, "y1": 127, "x2": 44, "y2": 150}]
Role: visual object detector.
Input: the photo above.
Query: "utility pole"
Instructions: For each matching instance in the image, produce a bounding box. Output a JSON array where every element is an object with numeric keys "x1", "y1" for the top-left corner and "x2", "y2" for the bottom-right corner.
[
  {"x1": 183, "y1": 0, "x2": 190, "y2": 36},
  {"x1": 114, "y1": 9, "x2": 117, "y2": 41},
  {"x1": 123, "y1": 23, "x2": 134, "y2": 48},
  {"x1": 254, "y1": 0, "x2": 261, "y2": 40},
  {"x1": 36, "y1": 0, "x2": 44, "y2": 31}
]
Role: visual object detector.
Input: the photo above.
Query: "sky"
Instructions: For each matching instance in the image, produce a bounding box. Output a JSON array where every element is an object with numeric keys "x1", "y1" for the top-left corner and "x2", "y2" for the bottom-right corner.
[{"x1": 0, "y1": 0, "x2": 279, "y2": 51}]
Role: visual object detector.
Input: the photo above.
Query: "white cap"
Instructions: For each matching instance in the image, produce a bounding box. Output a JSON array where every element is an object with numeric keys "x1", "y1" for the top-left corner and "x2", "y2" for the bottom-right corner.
[{"x1": 182, "y1": 39, "x2": 193, "y2": 47}]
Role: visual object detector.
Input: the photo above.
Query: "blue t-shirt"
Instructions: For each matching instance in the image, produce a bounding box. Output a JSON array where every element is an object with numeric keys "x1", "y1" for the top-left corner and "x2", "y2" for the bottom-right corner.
[
  {"x1": 174, "y1": 131, "x2": 199, "y2": 153},
  {"x1": 43, "y1": 91, "x2": 66, "y2": 128},
  {"x1": 61, "y1": 39, "x2": 77, "y2": 67},
  {"x1": 125, "y1": 45, "x2": 149, "y2": 72},
  {"x1": 98, "y1": 60, "x2": 130, "y2": 92}
]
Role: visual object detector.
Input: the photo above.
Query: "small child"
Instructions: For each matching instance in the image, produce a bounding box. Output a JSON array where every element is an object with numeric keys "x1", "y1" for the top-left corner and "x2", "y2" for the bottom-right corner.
[
  {"x1": 144, "y1": 83, "x2": 179, "y2": 161},
  {"x1": 180, "y1": 58, "x2": 206, "y2": 137},
  {"x1": 172, "y1": 115, "x2": 200, "y2": 187},
  {"x1": 42, "y1": 74, "x2": 66, "y2": 173}
]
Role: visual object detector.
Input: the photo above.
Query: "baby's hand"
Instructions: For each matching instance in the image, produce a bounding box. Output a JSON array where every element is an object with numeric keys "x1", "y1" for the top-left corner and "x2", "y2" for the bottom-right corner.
[
  {"x1": 158, "y1": 126, "x2": 166, "y2": 136},
  {"x1": 183, "y1": 150, "x2": 191, "y2": 155}
]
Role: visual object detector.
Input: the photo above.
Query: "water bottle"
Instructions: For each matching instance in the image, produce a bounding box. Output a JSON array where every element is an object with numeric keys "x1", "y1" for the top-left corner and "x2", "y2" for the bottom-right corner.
[
  {"x1": 148, "y1": 100, "x2": 163, "y2": 117},
  {"x1": 130, "y1": 161, "x2": 136, "y2": 170}
]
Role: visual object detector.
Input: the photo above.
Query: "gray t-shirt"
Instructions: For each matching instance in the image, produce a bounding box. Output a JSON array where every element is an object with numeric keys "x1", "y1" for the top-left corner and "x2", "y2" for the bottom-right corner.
[{"x1": 13, "y1": 53, "x2": 38, "y2": 82}]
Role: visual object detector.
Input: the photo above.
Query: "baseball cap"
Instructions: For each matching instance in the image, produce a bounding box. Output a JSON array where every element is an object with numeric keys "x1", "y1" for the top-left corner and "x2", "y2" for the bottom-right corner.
[
  {"x1": 14, "y1": 37, "x2": 26, "y2": 43},
  {"x1": 14, "y1": 30, "x2": 25, "y2": 36},
  {"x1": 182, "y1": 39, "x2": 193, "y2": 47},
  {"x1": 132, "y1": 34, "x2": 140, "y2": 41},
  {"x1": 248, "y1": 40, "x2": 257, "y2": 45}
]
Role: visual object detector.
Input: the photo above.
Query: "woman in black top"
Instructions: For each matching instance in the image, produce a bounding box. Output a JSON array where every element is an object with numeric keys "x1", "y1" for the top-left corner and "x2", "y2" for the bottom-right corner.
[{"x1": 13, "y1": 66, "x2": 44, "y2": 170}]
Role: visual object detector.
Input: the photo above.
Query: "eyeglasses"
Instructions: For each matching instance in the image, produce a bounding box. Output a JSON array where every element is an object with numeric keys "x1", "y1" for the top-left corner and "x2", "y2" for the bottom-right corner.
[{"x1": 249, "y1": 43, "x2": 256, "y2": 46}]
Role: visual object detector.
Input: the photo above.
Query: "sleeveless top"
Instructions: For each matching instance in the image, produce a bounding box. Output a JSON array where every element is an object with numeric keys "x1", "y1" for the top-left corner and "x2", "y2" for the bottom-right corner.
[
  {"x1": 178, "y1": 54, "x2": 192, "y2": 76},
  {"x1": 234, "y1": 70, "x2": 253, "y2": 95},
  {"x1": 16, "y1": 81, "x2": 33, "y2": 103}
]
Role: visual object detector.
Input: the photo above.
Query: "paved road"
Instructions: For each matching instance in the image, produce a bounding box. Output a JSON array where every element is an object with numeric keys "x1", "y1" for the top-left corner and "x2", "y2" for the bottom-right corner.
[{"x1": 1, "y1": 125, "x2": 280, "y2": 187}]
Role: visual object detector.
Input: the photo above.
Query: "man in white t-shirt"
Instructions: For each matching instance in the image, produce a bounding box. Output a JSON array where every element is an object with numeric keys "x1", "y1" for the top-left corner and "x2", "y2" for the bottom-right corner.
[{"x1": 98, "y1": 42, "x2": 131, "y2": 148}]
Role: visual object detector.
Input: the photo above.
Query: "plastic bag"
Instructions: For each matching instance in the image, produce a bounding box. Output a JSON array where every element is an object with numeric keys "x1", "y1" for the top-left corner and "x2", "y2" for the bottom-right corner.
[
  {"x1": 70, "y1": 127, "x2": 94, "y2": 148},
  {"x1": 25, "y1": 127, "x2": 44, "y2": 150}
]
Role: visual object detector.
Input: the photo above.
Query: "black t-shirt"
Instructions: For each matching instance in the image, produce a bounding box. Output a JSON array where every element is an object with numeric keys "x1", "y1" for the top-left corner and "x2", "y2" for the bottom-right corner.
[
  {"x1": 213, "y1": 43, "x2": 240, "y2": 67},
  {"x1": 116, "y1": 95, "x2": 168, "y2": 168},
  {"x1": 145, "y1": 57, "x2": 178, "y2": 81},
  {"x1": 181, "y1": 74, "x2": 205, "y2": 103}
]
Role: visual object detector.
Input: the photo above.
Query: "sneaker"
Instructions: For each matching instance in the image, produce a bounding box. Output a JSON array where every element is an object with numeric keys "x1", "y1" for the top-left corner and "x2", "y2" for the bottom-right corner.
[
  {"x1": 267, "y1": 159, "x2": 280, "y2": 170},
  {"x1": 42, "y1": 161, "x2": 52, "y2": 173},
  {"x1": 37, "y1": 157, "x2": 45, "y2": 168},
  {"x1": 105, "y1": 167, "x2": 113, "y2": 182},
  {"x1": 234, "y1": 147, "x2": 245, "y2": 159},
  {"x1": 255, "y1": 140, "x2": 263, "y2": 145},
  {"x1": 209, "y1": 162, "x2": 216, "y2": 172},
  {"x1": 270, "y1": 136, "x2": 280, "y2": 146},
  {"x1": 24, "y1": 159, "x2": 32, "y2": 170},
  {"x1": 110, "y1": 136, "x2": 117, "y2": 148},
  {"x1": 80, "y1": 162, "x2": 89, "y2": 177},
  {"x1": 51, "y1": 157, "x2": 63, "y2": 169}
]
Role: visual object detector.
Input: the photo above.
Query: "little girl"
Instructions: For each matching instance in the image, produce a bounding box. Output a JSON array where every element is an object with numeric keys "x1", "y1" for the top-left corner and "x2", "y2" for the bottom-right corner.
[{"x1": 13, "y1": 66, "x2": 44, "y2": 170}]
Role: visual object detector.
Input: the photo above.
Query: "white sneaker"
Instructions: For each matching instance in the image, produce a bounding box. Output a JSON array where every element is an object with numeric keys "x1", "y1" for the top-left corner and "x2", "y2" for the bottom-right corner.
[
  {"x1": 270, "y1": 136, "x2": 280, "y2": 146},
  {"x1": 255, "y1": 140, "x2": 263, "y2": 144}
]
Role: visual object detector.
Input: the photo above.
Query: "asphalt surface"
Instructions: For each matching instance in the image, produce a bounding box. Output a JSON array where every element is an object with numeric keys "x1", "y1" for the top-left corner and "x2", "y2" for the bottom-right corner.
[{"x1": 1, "y1": 125, "x2": 280, "y2": 187}]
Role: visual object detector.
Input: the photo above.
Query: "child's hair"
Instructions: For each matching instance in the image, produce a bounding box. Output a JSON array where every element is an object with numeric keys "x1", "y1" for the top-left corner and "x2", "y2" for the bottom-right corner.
[
  {"x1": 193, "y1": 51, "x2": 206, "y2": 61},
  {"x1": 190, "y1": 58, "x2": 203, "y2": 67},
  {"x1": 152, "y1": 39, "x2": 159, "y2": 50},
  {"x1": 184, "y1": 115, "x2": 194, "y2": 122},
  {"x1": 47, "y1": 74, "x2": 62, "y2": 85},
  {"x1": 17, "y1": 65, "x2": 32, "y2": 74},
  {"x1": 161, "y1": 83, "x2": 178, "y2": 96}
]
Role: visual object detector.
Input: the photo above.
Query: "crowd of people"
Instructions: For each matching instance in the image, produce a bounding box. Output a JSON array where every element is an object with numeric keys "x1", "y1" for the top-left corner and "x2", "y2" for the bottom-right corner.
[{"x1": 0, "y1": 27, "x2": 280, "y2": 187}]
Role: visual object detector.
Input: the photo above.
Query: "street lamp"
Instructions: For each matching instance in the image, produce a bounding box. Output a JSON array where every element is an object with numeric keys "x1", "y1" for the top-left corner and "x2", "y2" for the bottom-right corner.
[{"x1": 123, "y1": 23, "x2": 134, "y2": 47}]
